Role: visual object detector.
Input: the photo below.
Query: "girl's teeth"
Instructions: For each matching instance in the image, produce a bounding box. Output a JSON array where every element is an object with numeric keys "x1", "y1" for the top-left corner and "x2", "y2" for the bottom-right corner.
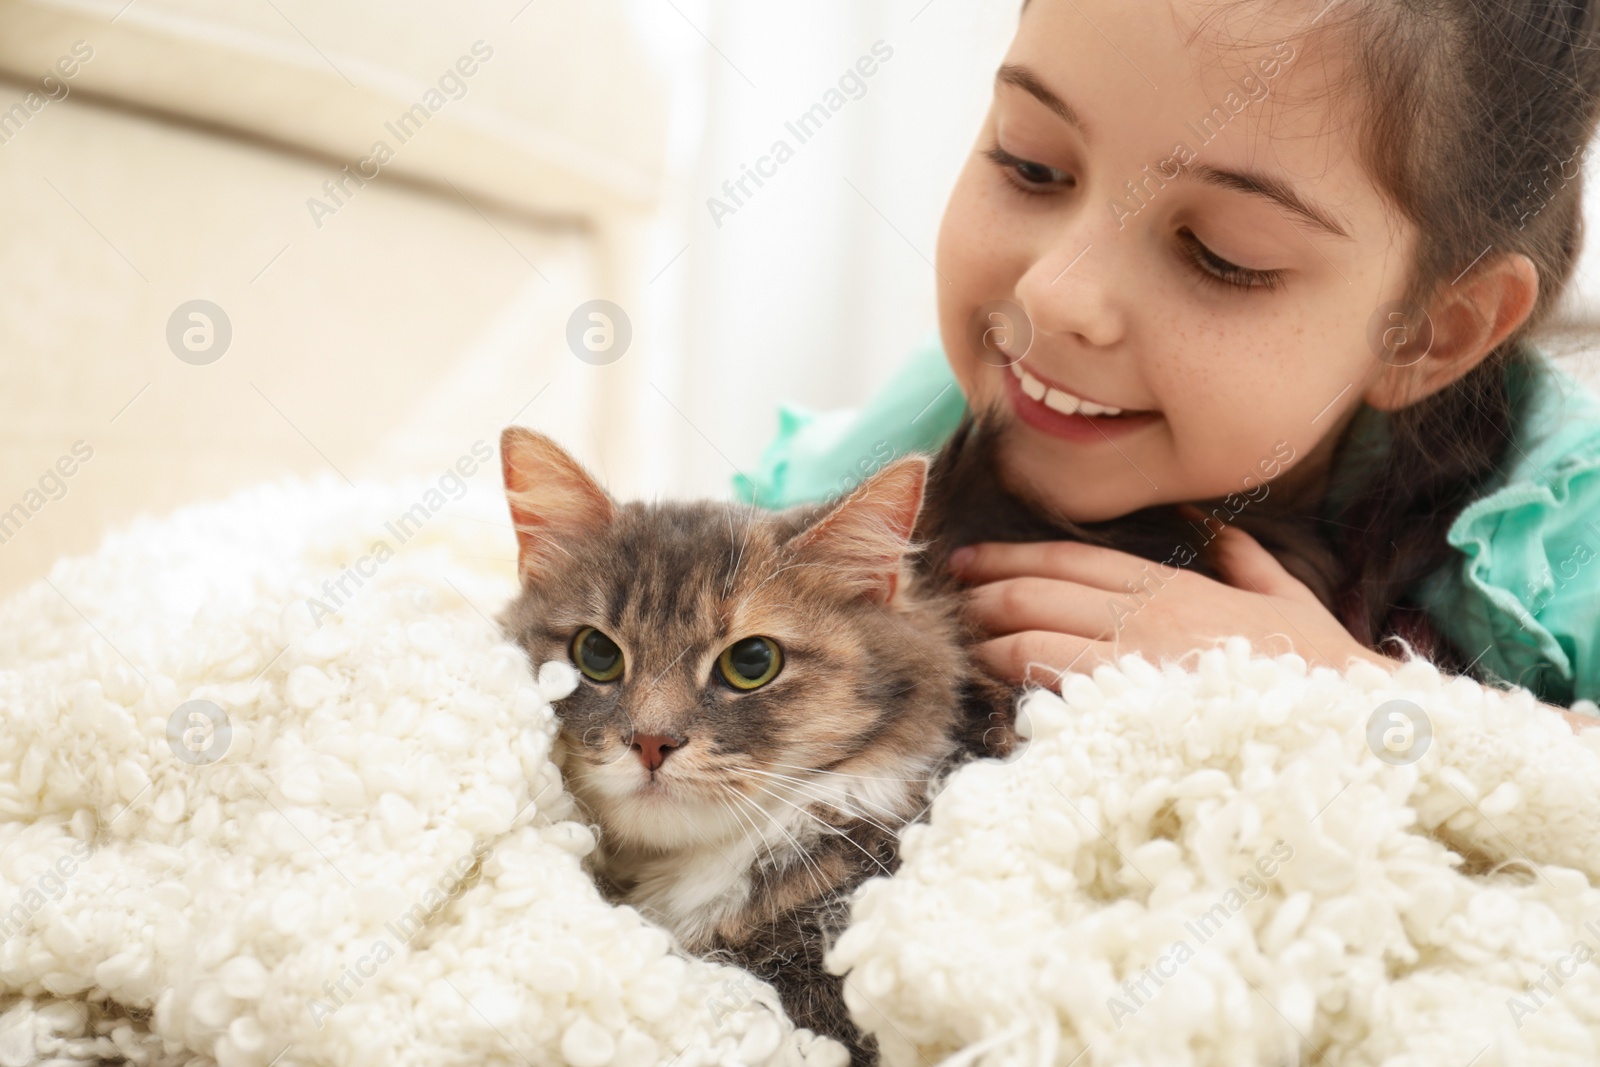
[
  {"x1": 1014, "y1": 363, "x2": 1127, "y2": 416},
  {"x1": 1043, "y1": 388, "x2": 1080, "y2": 416}
]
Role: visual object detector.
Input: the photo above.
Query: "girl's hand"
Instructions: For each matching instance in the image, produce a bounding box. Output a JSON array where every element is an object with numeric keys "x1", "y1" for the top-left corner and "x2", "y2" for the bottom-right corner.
[
  {"x1": 948, "y1": 519, "x2": 1394, "y2": 686},
  {"x1": 951, "y1": 525, "x2": 1600, "y2": 738},
  {"x1": 1559, "y1": 709, "x2": 1597, "y2": 734}
]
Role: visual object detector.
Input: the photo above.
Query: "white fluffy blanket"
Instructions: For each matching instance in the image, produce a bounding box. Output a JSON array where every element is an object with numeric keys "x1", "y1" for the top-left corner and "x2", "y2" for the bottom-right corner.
[{"x1": 1, "y1": 478, "x2": 1598, "y2": 1067}]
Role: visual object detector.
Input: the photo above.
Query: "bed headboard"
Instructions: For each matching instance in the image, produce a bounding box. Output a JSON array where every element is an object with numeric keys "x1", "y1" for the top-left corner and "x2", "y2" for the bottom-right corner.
[{"x1": 0, "y1": 0, "x2": 669, "y2": 599}]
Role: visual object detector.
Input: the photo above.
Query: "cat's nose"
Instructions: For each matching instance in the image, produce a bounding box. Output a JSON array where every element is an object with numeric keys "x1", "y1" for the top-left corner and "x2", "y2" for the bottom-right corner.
[{"x1": 630, "y1": 733, "x2": 684, "y2": 771}]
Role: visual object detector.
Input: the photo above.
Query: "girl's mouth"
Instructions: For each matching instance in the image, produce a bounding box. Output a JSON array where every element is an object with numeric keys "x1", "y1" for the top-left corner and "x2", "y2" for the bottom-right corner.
[{"x1": 1001, "y1": 360, "x2": 1161, "y2": 442}]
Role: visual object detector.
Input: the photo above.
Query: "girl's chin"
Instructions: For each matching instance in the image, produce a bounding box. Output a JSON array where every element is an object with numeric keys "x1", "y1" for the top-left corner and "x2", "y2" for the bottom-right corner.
[
  {"x1": 968, "y1": 403, "x2": 1165, "y2": 523},
  {"x1": 999, "y1": 449, "x2": 1158, "y2": 523}
]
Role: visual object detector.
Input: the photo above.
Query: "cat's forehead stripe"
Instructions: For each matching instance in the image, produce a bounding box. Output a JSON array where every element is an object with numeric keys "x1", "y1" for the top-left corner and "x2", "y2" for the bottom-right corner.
[
  {"x1": 585, "y1": 509, "x2": 734, "y2": 668},
  {"x1": 609, "y1": 506, "x2": 777, "y2": 616}
]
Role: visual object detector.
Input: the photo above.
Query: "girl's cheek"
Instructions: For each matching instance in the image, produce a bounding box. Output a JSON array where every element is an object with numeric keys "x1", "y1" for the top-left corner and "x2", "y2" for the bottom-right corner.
[
  {"x1": 937, "y1": 154, "x2": 1029, "y2": 401},
  {"x1": 935, "y1": 170, "x2": 985, "y2": 397}
]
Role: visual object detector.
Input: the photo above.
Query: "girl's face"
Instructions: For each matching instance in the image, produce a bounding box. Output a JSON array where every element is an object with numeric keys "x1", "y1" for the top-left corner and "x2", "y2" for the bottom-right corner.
[{"x1": 937, "y1": 0, "x2": 1416, "y2": 522}]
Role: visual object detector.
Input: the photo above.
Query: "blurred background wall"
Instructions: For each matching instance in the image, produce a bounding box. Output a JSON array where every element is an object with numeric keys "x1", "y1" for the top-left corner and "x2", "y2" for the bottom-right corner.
[
  {"x1": 0, "y1": 0, "x2": 1025, "y2": 598},
  {"x1": 2, "y1": 0, "x2": 1599, "y2": 600}
]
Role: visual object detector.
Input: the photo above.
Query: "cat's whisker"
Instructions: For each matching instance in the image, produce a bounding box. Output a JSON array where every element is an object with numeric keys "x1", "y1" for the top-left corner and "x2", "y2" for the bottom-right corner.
[
  {"x1": 746, "y1": 764, "x2": 906, "y2": 818},
  {"x1": 647, "y1": 644, "x2": 695, "y2": 686},
  {"x1": 741, "y1": 780, "x2": 896, "y2": 881},
  {"x1": 722, "y1": 508, "x2": 738, "y2": 599},
  {"x1": 724, "y1": 506, "x2": 759, "y2": 599},
  {"x1": 733, "y1": 791, "x2": 839, "y2": 897},
  {"x1": 520, "y1": 530, "x2": 579, "y2": 565},
  {"x1": 721, "y1": 784, "x2": 836, "y2": 898},
  {"x1": 723, "y1": 799, "x2": 800, "y2": 895},
  {"x1": 743, "y1": 768, "x2": 903, "y2": 836},
  {"x1": 714, "y1": 783, "x2": 771, "y2": 848},
  {"x1": 736, "y1": 559, "x2": 840, "y2": 602},
  {"x1": 654, "y1": 782, "x2": 764, "y2": 881},
  {"x1": 712, "y1": 783, "x2": 782, "y2": 868},
  {"x1": 765, "y1": 758, "x2": 933, "y2": 783},
  {"x1": 753, "y1": 789, "x2": 901, "y2": 843},
  {"x1": 709, "y1": 792, "x2": 762, "y2": 864},
  {"x1": 744, "y1": 788, "x2": 896, "y2": 886},
  {"x1": 764, "y1": 759, "x2": 935, "y2": 784}
]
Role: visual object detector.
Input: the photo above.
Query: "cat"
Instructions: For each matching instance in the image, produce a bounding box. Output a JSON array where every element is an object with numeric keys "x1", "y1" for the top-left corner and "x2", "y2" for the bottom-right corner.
[
  {"x1": 495, "y1": 414, "x2": 1341, "y2": 1065},
  {"x1": 495, "y1": 426, "x2": 1009, "y2": 1065}
]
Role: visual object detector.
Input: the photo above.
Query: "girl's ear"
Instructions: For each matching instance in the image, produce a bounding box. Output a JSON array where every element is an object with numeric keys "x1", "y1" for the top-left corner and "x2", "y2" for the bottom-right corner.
[
  {"x1": 1364, "y1": 252, "x2": 1540, "y2": 411},
  {"x1": 500, "y1": 427, "x2": 615, "y2": 584},
  {"x1": 785, "y1": 455, "x2": 930, "y2": 604}
]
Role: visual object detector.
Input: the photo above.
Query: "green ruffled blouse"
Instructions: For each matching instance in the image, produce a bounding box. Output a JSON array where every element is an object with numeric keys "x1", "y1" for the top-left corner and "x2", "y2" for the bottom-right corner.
[{"x1": 733, "y1": 337, "x2": 1600, "y2": 708}]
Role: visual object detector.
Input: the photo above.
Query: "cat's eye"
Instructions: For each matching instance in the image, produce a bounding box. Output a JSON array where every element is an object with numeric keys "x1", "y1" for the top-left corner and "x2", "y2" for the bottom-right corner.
[
  {"x1": 717, "y1": 636, "x2": 783, "y2": 691},
  {"x1": 572, "y1": 627, "x2": 625, "y2": 682}
]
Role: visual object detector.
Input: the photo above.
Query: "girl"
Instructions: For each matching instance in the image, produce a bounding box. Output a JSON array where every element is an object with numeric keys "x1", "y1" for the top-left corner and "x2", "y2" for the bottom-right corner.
[{"x1": 736, "y1": 0, "x2": 1600, "y2": 733}]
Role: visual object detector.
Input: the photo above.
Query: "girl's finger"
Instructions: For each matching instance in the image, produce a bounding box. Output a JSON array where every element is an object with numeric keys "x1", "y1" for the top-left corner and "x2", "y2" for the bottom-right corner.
[
  {"x1": 974, "y1": 631, "x2": 1115, "y2": 686},
  {"x1": 949, "y1": 539, "x2": 1176, "y2": 593},
  {"x1": 964, "y1": 576, "x2": 1124, "y2": 641},
  {"x1": 1206, "y1": 522, "x2": 1308, "y2": 600}
]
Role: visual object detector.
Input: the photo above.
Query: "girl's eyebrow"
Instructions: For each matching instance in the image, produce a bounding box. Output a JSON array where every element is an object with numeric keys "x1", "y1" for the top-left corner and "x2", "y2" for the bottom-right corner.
[
  {"x1": 998, "y1": 63, "x2": 1093, "y2": 138},
  {"x1": 1184, "y1": 162, "x2": 1353, "y2": 241},
  {"x1": 995, "y1": 62, "x2": 1354, "y2": 242}
]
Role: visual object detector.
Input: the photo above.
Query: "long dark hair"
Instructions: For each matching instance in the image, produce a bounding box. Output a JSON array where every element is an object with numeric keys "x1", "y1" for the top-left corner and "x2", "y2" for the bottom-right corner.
[{"x1": 1199, "y1": 0, "x2": 1600, "y2": 677}]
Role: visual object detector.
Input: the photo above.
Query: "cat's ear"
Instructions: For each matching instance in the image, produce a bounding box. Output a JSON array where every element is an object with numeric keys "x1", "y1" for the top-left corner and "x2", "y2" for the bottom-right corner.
[
  {"x1": 785, "y1": 455, "x2": 929, "y2": 604},
  {"x1": 500, "y1": 427, "x2": 615, "y2": 584}
]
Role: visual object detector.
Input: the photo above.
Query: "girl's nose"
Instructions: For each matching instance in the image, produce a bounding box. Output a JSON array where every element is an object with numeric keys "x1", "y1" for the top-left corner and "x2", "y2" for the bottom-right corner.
[{"x1": 1013, "y1": 232, "x2": 1124, "y2": 350}]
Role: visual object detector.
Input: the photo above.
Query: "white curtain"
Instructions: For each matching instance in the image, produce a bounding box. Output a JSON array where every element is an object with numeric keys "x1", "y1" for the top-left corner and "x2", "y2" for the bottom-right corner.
[{"x1": 625, "y1": 0, "x2": 1022, "y2": 501}]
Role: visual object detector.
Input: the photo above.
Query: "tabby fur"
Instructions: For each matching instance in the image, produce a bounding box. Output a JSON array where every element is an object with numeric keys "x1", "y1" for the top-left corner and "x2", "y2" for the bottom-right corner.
[{"x1": 496, "y1": 427, "x2": 1001, "y2": 1063}]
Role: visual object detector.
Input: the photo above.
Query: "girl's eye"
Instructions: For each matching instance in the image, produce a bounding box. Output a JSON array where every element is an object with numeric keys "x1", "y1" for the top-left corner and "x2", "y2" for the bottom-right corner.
[
  {"x1": 572, "y1": 627, "x2": 625, "y2": 682},
  {"x1": 717, "y1": 636, "x2": 783, "y2": 691},
  {"x1": 985, "y1": 144, "x2": 1072, "y2": 193},
  {"x1": 1179, "y1": 229, "x2": 1285, "y2": 292}
]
